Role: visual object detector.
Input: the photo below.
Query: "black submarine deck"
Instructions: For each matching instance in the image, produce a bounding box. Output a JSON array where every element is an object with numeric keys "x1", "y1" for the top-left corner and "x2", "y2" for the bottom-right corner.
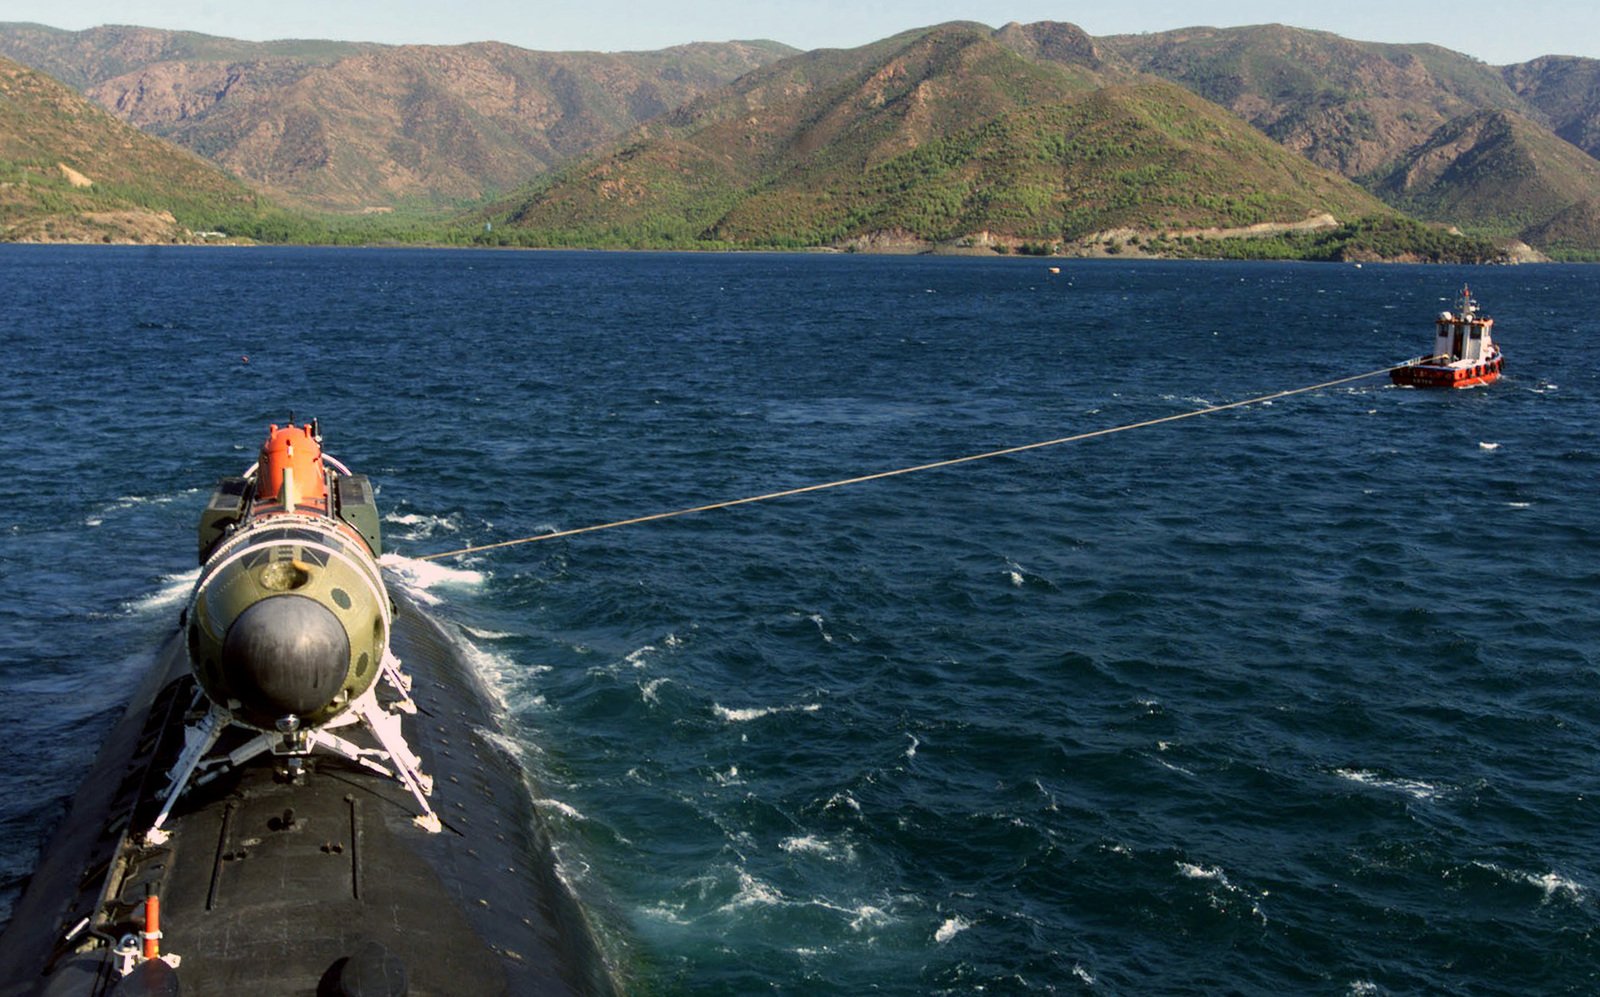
[{"x1": 0, "y1": 590, "x2": 614, "y2": 996}]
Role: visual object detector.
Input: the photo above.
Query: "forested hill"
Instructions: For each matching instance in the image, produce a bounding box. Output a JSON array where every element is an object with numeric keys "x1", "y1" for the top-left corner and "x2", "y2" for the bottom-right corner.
[
  {"x1": 0, "y1": 54, "x2": 287, "y2": 242},
  {"x1": 490, "y1": 23, "x2": 1490, "y2": 259},
  {"x1": 3, "y1": 18, "x2": 1599, "y2": 257}
]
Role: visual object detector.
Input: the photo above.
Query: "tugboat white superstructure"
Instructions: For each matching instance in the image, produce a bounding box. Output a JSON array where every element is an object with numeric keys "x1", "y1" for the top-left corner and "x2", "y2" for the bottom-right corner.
[{"x1": 1391, "y1": 284, "x2": 1504, "y2": 388}]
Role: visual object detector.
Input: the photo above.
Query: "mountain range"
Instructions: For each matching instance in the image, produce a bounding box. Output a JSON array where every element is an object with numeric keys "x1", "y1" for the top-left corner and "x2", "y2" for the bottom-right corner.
[
  {"x1": 1, "y1": 19, "x2": 1598, "y2": 257},
  {"x1": 0, "y1": 52, "x2": 277, "y2": 242}
]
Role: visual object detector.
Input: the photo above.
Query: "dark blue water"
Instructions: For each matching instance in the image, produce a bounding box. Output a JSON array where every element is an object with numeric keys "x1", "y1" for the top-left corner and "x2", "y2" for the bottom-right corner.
[{"x1": 2, "y1": 247, "x2": 1597, "y2": 994}]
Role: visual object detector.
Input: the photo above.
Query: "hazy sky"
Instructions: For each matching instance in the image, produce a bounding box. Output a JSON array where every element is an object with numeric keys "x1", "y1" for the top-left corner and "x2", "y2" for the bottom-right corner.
[{"x1": 4, "y1": 1, "x2": 1597, "y2": 65}]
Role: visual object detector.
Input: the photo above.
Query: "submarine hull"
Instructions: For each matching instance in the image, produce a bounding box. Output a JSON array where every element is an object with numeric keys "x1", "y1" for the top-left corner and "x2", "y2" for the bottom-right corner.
[{"x1": 0, "y1": 588, "x2": 614, "y2": 996}]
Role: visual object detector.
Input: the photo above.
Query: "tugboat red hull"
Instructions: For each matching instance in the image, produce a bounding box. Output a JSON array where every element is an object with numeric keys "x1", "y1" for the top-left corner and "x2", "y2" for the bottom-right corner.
[{"x1": 1390, "y1": 351, "x2": 1504, "y2": 388}]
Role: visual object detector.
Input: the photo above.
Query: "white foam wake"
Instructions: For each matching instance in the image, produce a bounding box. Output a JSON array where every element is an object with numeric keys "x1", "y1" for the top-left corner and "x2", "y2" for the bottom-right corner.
[
  {"x1": 380, "y1": 552, "x2": 485, "y2": 606},
  {"x1": 126, "y1": 568, "x2": 200, "y2": 615}
]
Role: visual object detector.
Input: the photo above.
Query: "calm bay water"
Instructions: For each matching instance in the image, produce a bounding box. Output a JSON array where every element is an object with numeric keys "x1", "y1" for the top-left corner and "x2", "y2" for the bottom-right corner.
[{"x1": 1, "y1": 246, "x2": 1598, "y2": 994}]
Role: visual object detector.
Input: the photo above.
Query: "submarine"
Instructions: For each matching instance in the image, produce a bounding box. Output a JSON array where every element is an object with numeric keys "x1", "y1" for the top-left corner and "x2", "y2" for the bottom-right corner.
[{"x1": 0, "y1": 423, "x2": 616, "y2": 996}]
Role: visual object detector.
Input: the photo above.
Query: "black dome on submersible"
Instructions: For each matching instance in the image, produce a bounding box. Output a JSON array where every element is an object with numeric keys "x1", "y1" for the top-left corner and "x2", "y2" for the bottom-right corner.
[{"x1": 221, "y1": 595, "x2": 350, "y2": 721}]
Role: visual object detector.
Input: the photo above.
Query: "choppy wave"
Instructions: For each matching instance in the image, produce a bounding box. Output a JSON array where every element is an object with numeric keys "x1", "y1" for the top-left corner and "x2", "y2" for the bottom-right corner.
[
  {"x1": 7, "y1": 251, "x2": 1600, "y2": 994},
  {"x1": 85, "y1": 490, "x2": 196, "y2": 528},
  {"x1": 383, "y1": 510, "x2": 465, "y2": 540},
  {"x1": 712, "y1": 702, "x2": 821, "y2": 723},
  {"x1": 1334, "y1": 767, "x2": 1446, "y2": 801},
  {"x1": 125, "y1": 568, "x2": 200, "y2": 615},
  {"x1": 933, "y1": 915, "x2": 970, "y2": 944},
  {"x1": 380, "y1": 552, "x2": 486, "y2": 606}
]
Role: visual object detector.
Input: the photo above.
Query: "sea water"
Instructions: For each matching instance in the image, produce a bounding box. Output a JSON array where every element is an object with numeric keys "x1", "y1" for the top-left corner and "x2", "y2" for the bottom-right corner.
[{"x1": 1, "y1": 247, "x2": 1597, "y2": 994}]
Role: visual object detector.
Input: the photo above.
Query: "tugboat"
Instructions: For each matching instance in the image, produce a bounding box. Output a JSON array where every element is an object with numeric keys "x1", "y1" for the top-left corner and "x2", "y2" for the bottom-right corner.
[
  {"x1": 1390, "y1": 284, "x2": 1504, "y2": 388},
  {"x1": 0, "y1": 423, "x2": 614, "y2": 996}
]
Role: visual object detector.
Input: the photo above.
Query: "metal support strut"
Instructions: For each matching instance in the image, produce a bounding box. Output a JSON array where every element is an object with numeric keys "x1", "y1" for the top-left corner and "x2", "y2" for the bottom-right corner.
[{"x1": 142, "y1": 656, "x2": 439, "y2": 845}]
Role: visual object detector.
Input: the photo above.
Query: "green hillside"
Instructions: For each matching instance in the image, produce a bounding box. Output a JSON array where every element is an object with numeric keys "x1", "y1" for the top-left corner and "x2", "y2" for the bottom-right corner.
[
  {"x1": 494, "y1": 24, "x2": 1397, "y2": 252},
  {"x1": 0, "y1": 55, "x2": 288, "y2": 241},
  {"x1": 1521, "y1": 198, "x2": 1600, "y2": 259}
]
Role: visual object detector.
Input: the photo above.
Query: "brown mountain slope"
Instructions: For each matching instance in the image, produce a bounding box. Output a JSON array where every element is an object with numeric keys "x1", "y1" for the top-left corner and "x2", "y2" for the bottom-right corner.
[
  {"x1": 497, "y1": 24, "x2": 1392, "y2": 250},
  {"x1": 0, "y1": 24, "x2": 795, "y2": 211},
  {"x1": 1503, "y1": 55, "x2": 1600, "y2": 160},
  {"x1": 990, "y1": 20, "x2": 1132, "y2": 77},
  {"x1": 0, "y1": 55, "x2": 272, "y2": 242},
  {"x1": 1370, "y1": 109, "x2": 1600, "y2": 243},
  {"x1": 1100, "y1": 24, "x2": 1528, "y2": 179},
  {"x1": 0, "y1": 22, "x2": 372, "y2": 88}
]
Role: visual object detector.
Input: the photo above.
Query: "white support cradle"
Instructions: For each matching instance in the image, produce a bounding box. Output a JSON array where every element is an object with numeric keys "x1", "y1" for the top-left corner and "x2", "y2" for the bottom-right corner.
[{"x1": 142, "y1": 653, "x2": 439, "y2": 846}]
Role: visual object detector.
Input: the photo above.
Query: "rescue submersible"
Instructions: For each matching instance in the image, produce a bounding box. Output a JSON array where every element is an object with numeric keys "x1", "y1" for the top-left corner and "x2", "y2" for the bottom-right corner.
[{"x1": 0, "y1": 423, "x2": 615, "y2": 996}]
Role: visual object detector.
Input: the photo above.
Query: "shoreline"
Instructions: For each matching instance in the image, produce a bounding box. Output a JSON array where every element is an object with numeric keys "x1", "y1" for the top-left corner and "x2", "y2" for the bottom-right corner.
[{"x1": 0, "y1": 239, "x2": 1578, "y2": 264}]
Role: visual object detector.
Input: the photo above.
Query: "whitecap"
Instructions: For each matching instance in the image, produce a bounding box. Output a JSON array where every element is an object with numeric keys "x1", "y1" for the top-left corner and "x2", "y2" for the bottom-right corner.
[
  {"x1": 1335, "y1": 767, "x2": 1442, "y2": 801},
  {"x1": 1526, "y1": 871, "x2": 1584, "y2": 903},
  {"x1": 905, "y1": 733, "x2": 919, "y2": 759},
  {"x1": 824, "y1": 792, "x2": 860, "y2": 814},
  {"x1": 808, "y1": 613, "x2": 835, "y2": 644},
  {"x1": 727, "y1": 871, "x2": 785, "y2": 910},
  {"x1": 713, "y1": 702, "x2": 820, "y2": 723},
  {"x1": 1507, "y1": 502, "x2": 1531, "y2": 509},
  {"x1": 1073, "y1": 964, "x2": 1096, "y2": 985},
  {"x1": 86, "y1": 490, "x2": 191, "y2": 529},
  {"x1": 640, "y1": 677, "x2": 669, "y2": 705},
  {"x1": 535, "y1": 798, "x2": 586, "y2": 821},
  {"x1": 1177, "y1": 862, "x2": 1226, "y2": 882},
  {"x1": 1176, "y1": 862, "x2": 1268, "y2": 922},
  {"x1": 382, "y1": 510, "x2": 464, "y2": 539},
  {"x1": 713, "y1": 765, "x2": 741, "y2": 786},
  {"x1": 1005, "y1": 559, "x2": 1026, "y2": 587},
  {"x1": 849, "y1": 905, "x2": 890, "y2": 931},
  {"x1": 934, "y1": 915, "x2": 969, "y2": 943},
  {"x1": 623, "y1": 644, "x2": 656, "y2": 668},
  {"x1": 780, "y1": 835, "x2": 829, "y2": 855}
]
